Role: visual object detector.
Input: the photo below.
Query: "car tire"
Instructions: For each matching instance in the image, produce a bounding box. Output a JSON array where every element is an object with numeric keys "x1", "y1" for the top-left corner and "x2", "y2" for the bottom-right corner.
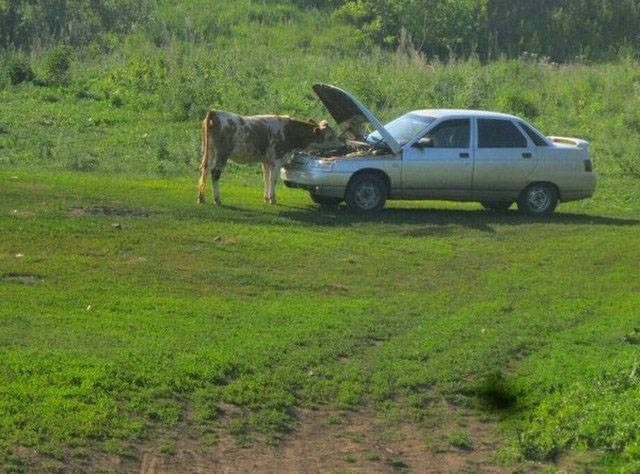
[
  {"x1": 345, "y1": 174, "x2": 387, "y2": 212},
  {"x1": 481, "y1": 201, "x2": 513, "y2": 211},
  {"x1": 310, "y1": 193, "x2": 342, "y2": 208},
  {"x1": 517, "y1": 183, "x2": 558, "y2": 215}
]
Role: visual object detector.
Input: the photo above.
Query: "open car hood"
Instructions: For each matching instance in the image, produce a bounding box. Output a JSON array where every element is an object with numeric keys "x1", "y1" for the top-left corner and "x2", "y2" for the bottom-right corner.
[{"x1": 312, "y1": 83, "x2": 401, "y2": 154}]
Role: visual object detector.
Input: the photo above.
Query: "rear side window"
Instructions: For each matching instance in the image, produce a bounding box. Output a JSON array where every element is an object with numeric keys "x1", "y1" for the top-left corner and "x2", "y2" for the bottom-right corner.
[
  {"x1": 519, "y1": 121, "x2": 549, "y2": 146},
  {"x1": 478, "y1": 119, "x2": 527, "y2": 148},
  {"x1": 424, "y1": 119, "x2": 470, "y2": 148}
]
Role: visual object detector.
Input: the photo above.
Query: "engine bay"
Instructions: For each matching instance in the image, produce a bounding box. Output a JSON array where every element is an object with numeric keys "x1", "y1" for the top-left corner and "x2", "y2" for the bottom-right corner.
[{"x1": 307, "y1": 139, "x2": 392, "y2": 160}]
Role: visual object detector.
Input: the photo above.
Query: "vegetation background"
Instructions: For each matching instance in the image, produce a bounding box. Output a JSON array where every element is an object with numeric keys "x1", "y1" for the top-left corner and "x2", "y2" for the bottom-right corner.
[
  {"x1": 1, "y1": 0, "x2": 640, "y2": 471},
  {"x1": 2, "y1": 0, "x2": 640, "y2": 178}
]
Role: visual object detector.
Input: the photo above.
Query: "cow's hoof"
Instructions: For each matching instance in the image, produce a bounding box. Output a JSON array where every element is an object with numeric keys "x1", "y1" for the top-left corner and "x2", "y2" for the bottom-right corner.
[{"x1": 213, "y1": 199, "x2": 222, "y2": 206}]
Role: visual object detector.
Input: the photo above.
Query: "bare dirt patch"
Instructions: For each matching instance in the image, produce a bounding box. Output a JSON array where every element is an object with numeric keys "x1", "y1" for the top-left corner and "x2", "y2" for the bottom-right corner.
[
  {"x1": 136, "y1": 406, "x2": 516, "y2": 474},
  {"x1": 1, "y1": 273, "x2": 42, "y2": 284},
  {"x1": 320, "y1": 283, "x2": 350, "y2": 294},
  {"x1": 213, "y1": 235, "x2": 237, "y2": 245},
  {"x1": 68, "y1": 206, "x2": 150, "y2": 217},
  {"x1": 14, "y1": 402, "x2": 559, "y2": 473},
  {"x1": 10, "y1": 209, "x2": 36, "y2": 217}
]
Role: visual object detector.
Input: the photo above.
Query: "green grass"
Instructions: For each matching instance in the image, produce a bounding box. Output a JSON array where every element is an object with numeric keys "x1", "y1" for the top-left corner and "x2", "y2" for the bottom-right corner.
[
  {"x1": 1, "y1": 2, "x2": 640, "y2": 470},
  {"x1": 1, "y1": 169, "x2": 639, "y2": 471}
]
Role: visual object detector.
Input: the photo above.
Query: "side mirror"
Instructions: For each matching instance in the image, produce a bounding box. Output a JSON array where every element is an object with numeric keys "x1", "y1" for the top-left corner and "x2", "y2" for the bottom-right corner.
[{"x1": 413, "y1": 137, "x2": 433, "y2": 149}]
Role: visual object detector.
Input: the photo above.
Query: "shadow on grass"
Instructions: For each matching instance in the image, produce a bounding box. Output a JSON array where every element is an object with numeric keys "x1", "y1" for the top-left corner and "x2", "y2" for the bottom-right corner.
[
  {"x1": 474, "y1": 371, "x2": 518, "y2": 411},
  {"x1": 198, "y1": 204, "x2": 639, "y2": 233}
]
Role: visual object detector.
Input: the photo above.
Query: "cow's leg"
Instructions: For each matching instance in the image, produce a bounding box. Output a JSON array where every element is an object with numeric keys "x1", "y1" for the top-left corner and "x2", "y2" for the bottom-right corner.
[
  {"x1": 262, "y1": 162, "x2": 270, "y2": 203},
  {"x1": 211, "y1": 154, "x2": 227, "y2": 205},
  {"x1": 197, "y1": 136, "x2": 209, "y2": 204},
  {"x1": 197, "y1": 169, "x2": 207, "y2": 204},
  {"x1": 266, "y1": 161, "x2": 280, "y2": 205},
  {"x1": 198, "y1": 112, "x2": 212, "y2": 204}
]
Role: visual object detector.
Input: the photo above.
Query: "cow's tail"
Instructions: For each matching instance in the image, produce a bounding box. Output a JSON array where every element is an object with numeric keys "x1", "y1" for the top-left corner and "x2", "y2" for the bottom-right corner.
[{"x1": 197, "y1": 111, "x2": 214, "y2": 204}]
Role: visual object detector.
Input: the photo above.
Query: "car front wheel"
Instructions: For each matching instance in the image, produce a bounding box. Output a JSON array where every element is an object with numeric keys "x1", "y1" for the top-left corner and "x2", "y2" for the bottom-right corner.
[
  {"x1": 517, "y1": 183, "x2": 558, "y2": 215},
  {"x1": 345, "y1": 174, "x2": 387, "y2": 212}
]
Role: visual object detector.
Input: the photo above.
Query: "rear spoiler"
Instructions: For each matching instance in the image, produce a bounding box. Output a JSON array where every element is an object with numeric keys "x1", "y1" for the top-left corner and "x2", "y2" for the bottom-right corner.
[{"x1": 548, "y1": 136, "x2": 589, "y2": 150}]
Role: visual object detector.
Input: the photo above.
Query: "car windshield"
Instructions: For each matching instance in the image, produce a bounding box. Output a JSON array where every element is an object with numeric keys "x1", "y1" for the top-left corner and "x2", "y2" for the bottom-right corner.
[{"x1": 367, "y1": 113, "x2": 434, "y2": 146}]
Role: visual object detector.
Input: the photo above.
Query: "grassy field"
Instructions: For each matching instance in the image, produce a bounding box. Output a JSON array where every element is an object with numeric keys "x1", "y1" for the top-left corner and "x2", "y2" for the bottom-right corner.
[
  {"x1": 2, "y1": 167, "x2": 639, "y2": 471},
  {"x1": 1, "y1": 1, "x2": 640, "y2": 470}
]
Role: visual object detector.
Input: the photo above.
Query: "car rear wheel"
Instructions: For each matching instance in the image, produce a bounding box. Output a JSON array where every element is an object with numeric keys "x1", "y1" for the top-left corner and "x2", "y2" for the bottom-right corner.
[
  {"x1": 345, "y1": 174, "x2": 387, "y2": 212},
  {"x1": 481, "y1": 201, "x2": 513, "y2": 211},
  {"x1": 517, "y1": 183, "x2": 558, "y2": 215},
  {"x1": 309, "y1": 193, "x2": 342, "y2": 208}
]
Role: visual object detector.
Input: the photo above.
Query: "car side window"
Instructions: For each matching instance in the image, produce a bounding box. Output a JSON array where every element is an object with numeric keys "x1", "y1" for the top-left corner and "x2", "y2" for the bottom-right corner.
[
  {"x1": 518, "y1": 121, "x2": 549, "y2": 146},
  {"x1": 424, "y1": 119, "x2": 470, "y2": 148},
  {"x1": 478, "y1": 119, "x2": 527, "y2": 148}
]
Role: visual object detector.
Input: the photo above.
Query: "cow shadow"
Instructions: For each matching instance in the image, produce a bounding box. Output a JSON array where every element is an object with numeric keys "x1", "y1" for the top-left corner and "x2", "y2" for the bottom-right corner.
[{"x1": 211, "y1": 203, "x2": 639, "y2": 234}]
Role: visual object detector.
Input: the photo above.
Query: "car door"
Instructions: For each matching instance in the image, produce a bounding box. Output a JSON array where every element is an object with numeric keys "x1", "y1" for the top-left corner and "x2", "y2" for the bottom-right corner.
[
  {"x1": 473, "y1": 118, "x2": 539, "y2": 199},
  {"x1": 401, "y1": 118, "x2": 473, "y2": 199}
]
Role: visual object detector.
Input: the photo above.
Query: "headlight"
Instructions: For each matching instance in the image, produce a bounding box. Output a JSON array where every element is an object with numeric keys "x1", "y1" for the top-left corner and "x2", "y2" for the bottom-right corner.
[{"x1": 311, "y1": 159, "x2": 334, "y2": 170}]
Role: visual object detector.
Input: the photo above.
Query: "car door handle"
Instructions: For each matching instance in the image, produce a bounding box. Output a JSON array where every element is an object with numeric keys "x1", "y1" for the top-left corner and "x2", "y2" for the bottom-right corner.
[
  {"x1": 459, "y1": 152, "x2": 470, "y2": 158},
  {"x1": 522, "y1": 152, "x2": 532, "y2": 159}
]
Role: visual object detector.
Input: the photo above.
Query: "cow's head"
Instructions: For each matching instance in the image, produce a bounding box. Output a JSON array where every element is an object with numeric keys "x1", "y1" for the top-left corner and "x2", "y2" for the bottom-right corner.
[{"x1": 311, "y1": 120, "x2": 342, "y2": 148}]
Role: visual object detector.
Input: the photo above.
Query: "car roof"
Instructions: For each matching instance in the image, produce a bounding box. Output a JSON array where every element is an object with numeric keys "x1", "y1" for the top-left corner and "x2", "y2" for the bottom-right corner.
[{"x1": 410, "y1": 109, "x2": 520, "y2": 120}]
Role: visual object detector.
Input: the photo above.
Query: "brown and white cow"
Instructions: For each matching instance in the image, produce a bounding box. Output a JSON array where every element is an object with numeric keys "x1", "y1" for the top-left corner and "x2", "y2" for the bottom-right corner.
[{"x1": 197, "y1": 110, "x2": 339, "y2": 205}]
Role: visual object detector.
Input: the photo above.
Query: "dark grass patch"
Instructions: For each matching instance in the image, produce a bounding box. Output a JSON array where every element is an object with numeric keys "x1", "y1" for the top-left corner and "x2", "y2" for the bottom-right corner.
[
  {"x1": 623, "y1": 328, "x2": 640, "y2": 345},
  {"x1": 1, "y1": 273, "x2": 42, "y2": 284},
  {"x1": 320, "y1": 283, "x2": 350, "y2": 294},
  {"x1": 386, "y1": 455, "x2": 409, "y2": 469},
  {"x1": 449, "y1": 430, "x2": 473, "y2": 451},
  {"x1": 475, "y1": 371, "x2": 517, "y2": 411},
  {"x1": 67, "y1": 206, "x2": 150, "y2": 217}
]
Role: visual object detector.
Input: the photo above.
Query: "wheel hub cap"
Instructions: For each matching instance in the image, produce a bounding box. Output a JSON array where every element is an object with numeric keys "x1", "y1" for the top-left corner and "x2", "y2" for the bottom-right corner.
[
  {"x1": 527, "y1": 189, "x2": 550, "y2": 212},
  {"x1": 354, "y1": 183, "x2": 379, "y2": 210}
]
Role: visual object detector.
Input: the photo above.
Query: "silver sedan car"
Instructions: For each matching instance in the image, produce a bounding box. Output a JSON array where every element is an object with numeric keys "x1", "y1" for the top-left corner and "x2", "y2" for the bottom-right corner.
[{"x1": 282, "y1": 84, "x2": 596, "y2": 214}]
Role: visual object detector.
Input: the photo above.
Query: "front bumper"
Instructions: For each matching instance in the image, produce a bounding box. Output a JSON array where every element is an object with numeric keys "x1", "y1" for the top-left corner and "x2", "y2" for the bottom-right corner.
[{"x1": 280, "y1": 165, "x2": 349, "y2": 198}]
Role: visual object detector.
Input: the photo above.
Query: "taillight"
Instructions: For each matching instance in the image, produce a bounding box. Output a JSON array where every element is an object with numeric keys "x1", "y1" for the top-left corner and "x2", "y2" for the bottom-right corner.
[{"x1": 584, "y1": 159, "x2": 593, "y2": 172}]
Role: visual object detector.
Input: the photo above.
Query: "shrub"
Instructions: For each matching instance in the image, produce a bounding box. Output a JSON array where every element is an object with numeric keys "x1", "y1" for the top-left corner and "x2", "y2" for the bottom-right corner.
[
  {"x1": 5, "y1": 54, "x2": 35, "y2": 85},
  {"x1": 449, "y1": 430, "x2": 473, "y2": 450},
  {"x1": 68, "y1": 155, "x2": 98, "y2": 172},
  {"x1": 42, "y1": 46, "x2": 74, "y2": 85}
]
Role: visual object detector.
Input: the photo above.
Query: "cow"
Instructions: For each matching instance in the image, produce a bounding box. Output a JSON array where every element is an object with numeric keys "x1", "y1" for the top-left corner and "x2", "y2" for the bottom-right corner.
[{"x1": 197, "y1": 110, "x2": 340, "y2": 205}]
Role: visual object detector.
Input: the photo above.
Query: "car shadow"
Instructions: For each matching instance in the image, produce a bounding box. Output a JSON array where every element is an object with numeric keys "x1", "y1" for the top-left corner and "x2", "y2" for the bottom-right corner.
[
  {"x1": 209, "y1": 203, "x2": 639, "y2": 233},
  {"x1": 284, "y1": 207, "x2": 639, "y2": 233}
]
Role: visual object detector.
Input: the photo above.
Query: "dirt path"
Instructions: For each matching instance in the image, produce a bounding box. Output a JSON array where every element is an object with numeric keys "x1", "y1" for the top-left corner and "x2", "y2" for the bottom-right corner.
[{"x1": 137, "y1": 406, "x2": 517, "y2": 473}]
